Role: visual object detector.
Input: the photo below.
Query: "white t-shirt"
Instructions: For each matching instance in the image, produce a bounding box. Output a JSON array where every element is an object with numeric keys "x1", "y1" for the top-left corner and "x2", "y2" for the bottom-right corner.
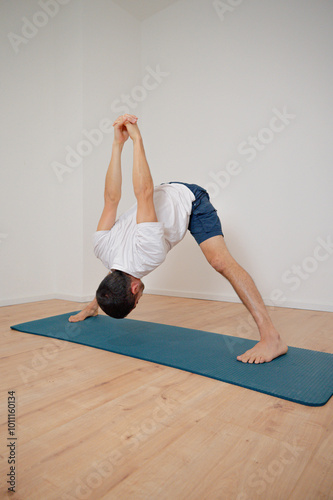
[{"x1": 93, "y1": 183, "x2": 195, "y2": 279}]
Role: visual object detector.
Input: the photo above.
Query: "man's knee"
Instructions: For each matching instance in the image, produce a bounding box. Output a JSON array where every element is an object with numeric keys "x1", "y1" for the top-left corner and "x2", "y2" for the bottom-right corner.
[
  {"x1": 208, "y1": 254, "x2": 228, "y2": 275},
  {"x1": 207, "y1": 248, "x2": 241, "y2": 277},
  {"x1": 200, "y1": 236, "x2": 236, "y2": 275}
]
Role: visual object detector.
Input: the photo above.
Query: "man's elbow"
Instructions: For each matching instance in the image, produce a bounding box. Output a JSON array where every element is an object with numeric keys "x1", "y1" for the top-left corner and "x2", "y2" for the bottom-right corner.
[
  {"x1": 134, "y1": 184, "x2": 154, "y2": 201},
  {"x1": 104, "y1": 192, "x2": 121, "y2": 205}
]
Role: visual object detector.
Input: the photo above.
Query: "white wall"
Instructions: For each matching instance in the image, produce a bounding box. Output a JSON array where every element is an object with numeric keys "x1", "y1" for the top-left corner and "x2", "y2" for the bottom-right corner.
[
  {"x1": 0, "y1": 0, "x2": 64, "y2": 304},
  {"x1": 0, "y1": 0, "x2": 141, "y2": 305},
  {"x1": 140, "y1": 0, "x2": 333, "y2": 312},
  {"x1": 1, "y1": 0, "x2": 332, "y2": 312}
]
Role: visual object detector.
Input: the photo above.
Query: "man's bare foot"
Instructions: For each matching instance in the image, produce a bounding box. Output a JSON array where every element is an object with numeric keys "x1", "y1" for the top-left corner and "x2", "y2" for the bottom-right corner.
[
  {"x1": 237, "y1": 336, "x2": 288, "y2": 364},
  {"x1": 68, "y1": 306, "x2": 98, "y2": 322}
]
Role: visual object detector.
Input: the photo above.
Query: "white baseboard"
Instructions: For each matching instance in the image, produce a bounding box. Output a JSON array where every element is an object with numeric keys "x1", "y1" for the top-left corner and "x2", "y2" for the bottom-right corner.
[
  {"x1": 0, "y1": 294, "x2": 56, "y2": 307},
  {"x1": 0, "y1": 294, "x2": 94, "y2": 307},
  {"x1": 144, "y1": 287, "x2": 333, "y2": 313},
  {"x1": 144, "y1": 287, "x2": 240, "y2": 303},
  {"x1": 53, "y1": 293, "x2": 95, "y2": 303}
]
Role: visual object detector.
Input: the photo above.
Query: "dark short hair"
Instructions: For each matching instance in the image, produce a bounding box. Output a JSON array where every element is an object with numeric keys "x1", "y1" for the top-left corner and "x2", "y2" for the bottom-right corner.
[{"x1": 96, "y1": 270, "x2": 136, "y2": 319}]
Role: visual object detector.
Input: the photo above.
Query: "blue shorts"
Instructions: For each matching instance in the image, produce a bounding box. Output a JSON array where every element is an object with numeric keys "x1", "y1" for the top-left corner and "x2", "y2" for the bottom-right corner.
[{"x1": 169, "y1": 182, "x2": 224, "y2": 245}]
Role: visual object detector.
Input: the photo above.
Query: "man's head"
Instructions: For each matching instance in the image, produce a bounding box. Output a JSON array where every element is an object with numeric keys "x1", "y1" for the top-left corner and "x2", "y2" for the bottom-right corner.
[{"x1": 96, "y1": 270, "x2": 144, "y2": 319}]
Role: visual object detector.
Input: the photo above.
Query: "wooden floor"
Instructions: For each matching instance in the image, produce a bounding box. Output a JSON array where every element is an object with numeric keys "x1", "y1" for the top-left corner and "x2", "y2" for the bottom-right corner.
[{"x1": 0, "y1": 296, "x2": 332, "y2": 500}]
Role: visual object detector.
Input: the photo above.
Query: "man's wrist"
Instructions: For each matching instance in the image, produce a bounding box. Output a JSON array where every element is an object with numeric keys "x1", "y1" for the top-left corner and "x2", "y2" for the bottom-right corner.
[
  {"x1": 133, "y1": 136, "x2": 143, "y2": 146},
  {"x1": 112, "y1": 141, "x2": 125, "y2": 150}
]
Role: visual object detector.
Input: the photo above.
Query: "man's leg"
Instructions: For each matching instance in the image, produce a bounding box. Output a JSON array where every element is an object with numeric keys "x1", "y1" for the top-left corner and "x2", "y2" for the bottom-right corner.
[{"x1": 199, "y1": 235, "x2": 288, "y2": 363}]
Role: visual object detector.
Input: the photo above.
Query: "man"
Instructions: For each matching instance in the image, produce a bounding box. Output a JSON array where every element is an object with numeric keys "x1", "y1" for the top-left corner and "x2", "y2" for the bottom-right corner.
[{"x1": 69, "y1": 114, "x2": 288, "y2": 364}]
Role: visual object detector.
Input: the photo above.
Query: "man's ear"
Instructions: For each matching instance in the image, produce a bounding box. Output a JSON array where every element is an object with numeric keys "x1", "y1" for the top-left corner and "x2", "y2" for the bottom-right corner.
[{"x1": 131, "y1": 281, "x2": 140, "y2": 295}]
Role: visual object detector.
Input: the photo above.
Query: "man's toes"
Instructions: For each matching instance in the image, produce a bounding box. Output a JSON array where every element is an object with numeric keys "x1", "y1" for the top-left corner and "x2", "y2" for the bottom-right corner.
[
  {"x1": 237, "y1": 352, "x2": 250, "y2": 363},
  {"x1": 237, "y1": 349, "x2": 267, "y2": 364}
]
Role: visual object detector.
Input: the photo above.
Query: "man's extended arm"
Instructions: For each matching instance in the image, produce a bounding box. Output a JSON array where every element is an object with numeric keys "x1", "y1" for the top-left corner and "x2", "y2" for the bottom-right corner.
[
  {"x1": 125, "y1": 121, "x2": 157, "y2": 224},
  {"x1": 97, "y1": 114, "x2": 138, "y2": 231}
]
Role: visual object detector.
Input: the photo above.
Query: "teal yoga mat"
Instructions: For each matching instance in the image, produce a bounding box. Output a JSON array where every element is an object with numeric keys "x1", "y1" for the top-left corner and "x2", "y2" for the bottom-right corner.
[{"x1": 11, "y1": 312, "x2": 333, "y2": 406}]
